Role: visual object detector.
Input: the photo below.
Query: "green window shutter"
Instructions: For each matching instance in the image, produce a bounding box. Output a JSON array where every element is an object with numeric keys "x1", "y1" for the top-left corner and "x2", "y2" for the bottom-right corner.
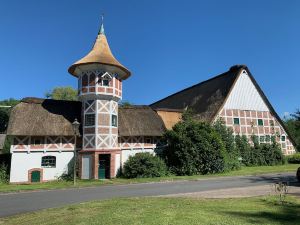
[
  {"x1": 233, "y1": 118, "x2": 240, "y2": 125},
  {"x1": 257, "y1": 119, "x2": 263, "y2": 126}
]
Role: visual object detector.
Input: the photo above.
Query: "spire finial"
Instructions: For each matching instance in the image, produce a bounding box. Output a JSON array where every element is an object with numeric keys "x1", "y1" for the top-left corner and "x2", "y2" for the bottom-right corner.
[{"x1": 99, "y1": 13, "x2": 105, "y2": 35}]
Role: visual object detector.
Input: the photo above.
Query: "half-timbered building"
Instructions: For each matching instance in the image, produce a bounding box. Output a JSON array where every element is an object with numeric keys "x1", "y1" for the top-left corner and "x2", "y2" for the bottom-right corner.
[{"x1": 7, "y1": 21, "x2": 296, "y2": 183}]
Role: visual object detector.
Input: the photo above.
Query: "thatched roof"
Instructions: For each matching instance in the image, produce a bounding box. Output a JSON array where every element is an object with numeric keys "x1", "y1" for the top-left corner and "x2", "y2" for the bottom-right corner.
[
  {"x1": 151, "y1": 65, "x2": 242, "y2": 122},
  {"x1": 7, "y1": 99, "x2": 165, "y2": 137},
  {"x1": 0, "y1": 134, "x2": 6, "y2": 150},
  {"x1": 68, "y1": 24, "x2": 131, "y2": 80},
  {"x1": 7, "y1": 98, "x2": 82, "y2": 136},
  {"x1": 119, "y1": 106, "x2": 166, "y2": 136},
  {"x1": 151, "y1": 64, "x2": 296, "y2": 146}
]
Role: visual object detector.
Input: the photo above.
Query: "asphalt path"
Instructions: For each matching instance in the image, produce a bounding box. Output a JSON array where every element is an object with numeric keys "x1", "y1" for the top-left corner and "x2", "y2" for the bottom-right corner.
[{"x1": 0, "y1": 172, "x2": 297, "y2": 217}]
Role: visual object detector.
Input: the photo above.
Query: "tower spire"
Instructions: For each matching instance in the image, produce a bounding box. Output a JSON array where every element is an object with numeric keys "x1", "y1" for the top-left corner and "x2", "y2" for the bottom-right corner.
[{"x1": 99, "y1": 14, "x2": 105, "y2": 35}]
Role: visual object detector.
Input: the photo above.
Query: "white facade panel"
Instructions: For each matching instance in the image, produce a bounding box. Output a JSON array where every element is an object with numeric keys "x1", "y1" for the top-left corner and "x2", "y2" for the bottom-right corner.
[
  {"x1": 81, "y1": 155, "x2": 92, "y2": 179},
  {"x1": 115, "y1": 153, "x2": 121, "y2": 176},
  {"x1": 223, "y1": 70, "x2": 269, "y2": 111},
  {"x1": 10, "y1": 151, "x2": 74, "y2": 183},
  {"x1": 121, "y1": 148, "x2": 155, "y2": 166}
]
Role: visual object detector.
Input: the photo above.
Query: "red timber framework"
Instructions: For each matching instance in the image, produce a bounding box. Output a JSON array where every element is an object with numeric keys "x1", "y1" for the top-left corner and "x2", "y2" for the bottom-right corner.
[
  {"x1": 68, "y1": 20, "x2": 131, "y2": 179},
  {"x1": 214, "y1": 69, "x2": 296, "y2": 155},
  {"x1": 11, "y1": 136, "x2": 75, "y2": 152}
]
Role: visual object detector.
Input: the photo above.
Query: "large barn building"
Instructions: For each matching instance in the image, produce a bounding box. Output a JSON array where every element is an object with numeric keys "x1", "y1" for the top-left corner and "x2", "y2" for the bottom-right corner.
[{"x1": 7, "y1": 22, "x2": 296, "y2": 183}]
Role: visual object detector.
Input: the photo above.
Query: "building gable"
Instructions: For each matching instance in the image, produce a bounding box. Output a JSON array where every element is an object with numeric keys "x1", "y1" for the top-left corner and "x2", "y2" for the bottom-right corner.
[{"x1": 223, "y1": 70, "x2": 269, "y2": 111}]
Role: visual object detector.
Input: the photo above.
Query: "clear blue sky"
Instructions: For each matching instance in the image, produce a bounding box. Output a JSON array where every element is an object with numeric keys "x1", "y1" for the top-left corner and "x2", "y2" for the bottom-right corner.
[{"x1": 1, "y1": 0, "x2": 299, "y2": 117}]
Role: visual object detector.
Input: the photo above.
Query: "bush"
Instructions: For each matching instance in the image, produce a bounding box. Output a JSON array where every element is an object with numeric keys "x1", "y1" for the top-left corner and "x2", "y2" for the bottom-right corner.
[
  {"x1": 0, "y1": 163, "x2": 9, "y2": 183},
  {"x1": 163, "y1": 120, "x2": 227, "y2": 175},
  {"x1": 213, "y1": 120, "x2": 241, "y2": 171},
  {"x1": 123, "y1": 153, "x2": 168, "y2": 178},
  {"x1": 258, "y1": 143, "x2": 285, "y2": 166},
  {"x1": 287, "y1": 153, "x2": 300, "y2": 164},
  {"x1": 297, "y1": 167, "x2": 300, "y2": 182},
  {"x1": 235, "y1": 135, "x2": 252, "y2": 166}
]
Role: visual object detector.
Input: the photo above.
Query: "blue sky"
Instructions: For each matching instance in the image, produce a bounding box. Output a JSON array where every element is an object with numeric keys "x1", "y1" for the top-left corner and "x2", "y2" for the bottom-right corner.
[{"x1": 0, "y1": 0, "x2": 299, "y2": 116}]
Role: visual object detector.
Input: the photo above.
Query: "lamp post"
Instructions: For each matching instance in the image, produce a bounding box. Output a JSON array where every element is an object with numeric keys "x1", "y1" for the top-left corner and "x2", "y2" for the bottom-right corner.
[{"x1": 72, "y1": 119, "x2": 80, "y2": 186}]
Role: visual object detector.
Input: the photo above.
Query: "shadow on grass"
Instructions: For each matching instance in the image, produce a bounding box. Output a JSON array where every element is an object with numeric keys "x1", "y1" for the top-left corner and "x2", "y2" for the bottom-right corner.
[{"x1": 224, "y1": 199, "x2": 300, "y2": 225}]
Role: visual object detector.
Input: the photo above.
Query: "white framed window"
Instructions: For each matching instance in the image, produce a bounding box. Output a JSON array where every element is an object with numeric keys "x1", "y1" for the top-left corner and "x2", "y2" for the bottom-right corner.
[
  {"x1": 85, "y1": 114, "x2": 95, "y2": 127},
  {"x1": 112, "y1": 115, "x2": 117, "y2": 127},
  {"x1": 41, "y1": 156, "x2": 56, "y2": 168},
  {"x1": 98, "y1": 72, "x2": 112, "y2": 87}
]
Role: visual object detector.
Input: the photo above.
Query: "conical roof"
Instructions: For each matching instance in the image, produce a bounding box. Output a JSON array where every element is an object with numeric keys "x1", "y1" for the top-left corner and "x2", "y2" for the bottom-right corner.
[{"x1": 68, "y1": 24, "x2": 131, "y2": 80}]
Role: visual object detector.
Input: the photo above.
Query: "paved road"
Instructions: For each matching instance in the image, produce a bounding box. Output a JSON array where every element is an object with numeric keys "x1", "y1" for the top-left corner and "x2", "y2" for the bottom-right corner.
[{"x1": 0, "y1": 172, "x2": 297, "y2": 217}]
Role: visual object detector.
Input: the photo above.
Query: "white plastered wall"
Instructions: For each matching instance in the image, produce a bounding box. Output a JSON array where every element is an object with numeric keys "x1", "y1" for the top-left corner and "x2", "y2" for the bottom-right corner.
[
  {"x1": 10, "y1": 151, "x2": 74, "y2": 183},
  {"x1": 223, "y1": 70, "x2": 269, "y2": 111}
]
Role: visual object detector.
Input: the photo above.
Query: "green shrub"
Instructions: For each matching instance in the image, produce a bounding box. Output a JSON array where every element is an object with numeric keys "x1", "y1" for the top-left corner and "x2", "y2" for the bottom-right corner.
[
  {"x1": 0, "y1": 163, "x2": 9, "y2": 183},
  {"x1": 287, "y1": 153, "x2": 300, "y2": 164},
  {"x1": 258, "y1": 143, "x2": 285, "y2": 166},
  {"x1": 213, "y1": 120, "x2": 241, "y2": 171},
  {"x1": 123, "y1": 153, "x2": 168, "y2": 178},
  {"x1": 163, "y1": 120, "x2": 227, "y2": 175},
  {"x1": 235, "y1": 135, "x2": 252, "y2": 166}
]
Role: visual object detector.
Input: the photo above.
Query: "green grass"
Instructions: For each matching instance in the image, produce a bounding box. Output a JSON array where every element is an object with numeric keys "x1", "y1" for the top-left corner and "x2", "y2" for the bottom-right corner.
[
  {"x1": 1, "y1": 196, "x2": 300, "y2": 225},
  {"x1": 0, "y1": 163, "x2": 299, "y2": 193}
]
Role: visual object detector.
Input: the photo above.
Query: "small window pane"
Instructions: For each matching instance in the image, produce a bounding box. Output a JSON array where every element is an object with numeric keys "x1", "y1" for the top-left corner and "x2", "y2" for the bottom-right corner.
[
  {"x1": 112, "y1": 115, "x2": 117, "y2": 127},
  {"x1": 260, "y1": 136, "x2": 265, "y2": 143},
  {"x1": 258, "y1": 119, "x2": 263, "y2": 126},
  {"x1": 41, "y1": 156, "x2": 56, "y2": 168},
  {"x1": 85, "y1": 114, "x2": 95, "y2": 126},
  {"x1": 265, "y1": 135, "x2": 271, "y2": 142},
  {"x1": 281, "y1": 136, "x2": 286, "y2": 142},
  {"x1": 103, "y1": 79, "x2": 109, "y2": 86},
  {"x1": 233, "y1": 118, "x2": 240, "y2": 125}
]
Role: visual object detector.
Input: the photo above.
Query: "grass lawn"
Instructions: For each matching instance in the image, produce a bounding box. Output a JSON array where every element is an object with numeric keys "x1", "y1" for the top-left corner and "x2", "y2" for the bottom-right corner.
[
  {"x1": 0, "y1": 163, "x2": 299, "y2": 193},
  {"x1": 1, "y1": 196, "x2": 300, "y2": 225}
]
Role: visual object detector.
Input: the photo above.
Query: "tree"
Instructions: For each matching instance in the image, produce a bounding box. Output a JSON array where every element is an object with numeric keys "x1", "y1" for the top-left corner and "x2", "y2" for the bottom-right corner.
[
  {"x1": 284, "y1": 110, "x2": 300, "y2": 152},
  {"x1": 120, "y1": 101, "x2": 133, "y2": 106},
  {"x1": 45, "y1": 86, "x2": 78, "y2": 101},
  {"x1": 163, "y1": 118, "x2": 227, "y2": 176},
  {"x1": 213, "y1": 119, "x2": 241, "y2": 170},
  {"x1": 0, "y1": 98, "x2": 20, "y2": 132}
]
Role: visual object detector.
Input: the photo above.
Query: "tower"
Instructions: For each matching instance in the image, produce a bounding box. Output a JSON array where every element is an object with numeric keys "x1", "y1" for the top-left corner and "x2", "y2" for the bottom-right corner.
[{"x1": 68, "y1": 19, "x2": 131, "y2": 179}]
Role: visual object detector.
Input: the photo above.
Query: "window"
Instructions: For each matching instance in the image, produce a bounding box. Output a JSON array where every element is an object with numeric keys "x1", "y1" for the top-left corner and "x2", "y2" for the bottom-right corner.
[
  {"x1": 112, "y1": 115, "x2": 117, "y2": 127},
  {"x1": 41, "y1": 156, "x2": 56, "y2": 168},
  {"x1": 233, "y1": 118, "x2": 240, "y2": 125},
  {"x1": 85, "y1": 114, "x2": 95, "y2": 126},
  {"x1": 271, "y1": 136, "x2": 276, "y2": 142},
  {"x1": 102, "y1": 79, "x2": 109, "y2": 86},
  {"x1": 257, "y1": 119, "x2": 264, "y2": 126},
  {"x1": 269, "y1": 120, "x2": 274, "y2": 126},
  {"x1": 259, "y1": 136, "x2": 265, "y2": 143},
  {"x1": 98, "y1": 73, "x2": 111, "y2": 87},
  {"x1": 265, "y1": 135, "x2": 271, "y2": 142},
  {"x1": 281, "y1": 136, "x2": 286, "y2": 142}
]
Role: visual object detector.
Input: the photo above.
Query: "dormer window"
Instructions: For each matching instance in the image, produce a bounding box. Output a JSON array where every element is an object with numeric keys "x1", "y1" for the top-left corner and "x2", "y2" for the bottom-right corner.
[
  {"x1": 98, "y1": 72, "x2": 112, "y2": 87},
  {"x1": 102, "y1": 79, "x2": 109, "y2": 86}
]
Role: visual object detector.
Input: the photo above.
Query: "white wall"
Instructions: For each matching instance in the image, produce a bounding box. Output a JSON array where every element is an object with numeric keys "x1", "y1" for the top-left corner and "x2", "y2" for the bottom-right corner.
[
  {"x1": 115, "y1": 153, "x2": 121, "y2": 176},
  {"x1": 223, "y1": 70, "x2": 269, "y2": 111},
  {"x1": 10, "y1": 151, "x2": 74, "y2": 183},
  {"x1": 121, "y1": 148, "x2": 155, "y2": 166}
]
